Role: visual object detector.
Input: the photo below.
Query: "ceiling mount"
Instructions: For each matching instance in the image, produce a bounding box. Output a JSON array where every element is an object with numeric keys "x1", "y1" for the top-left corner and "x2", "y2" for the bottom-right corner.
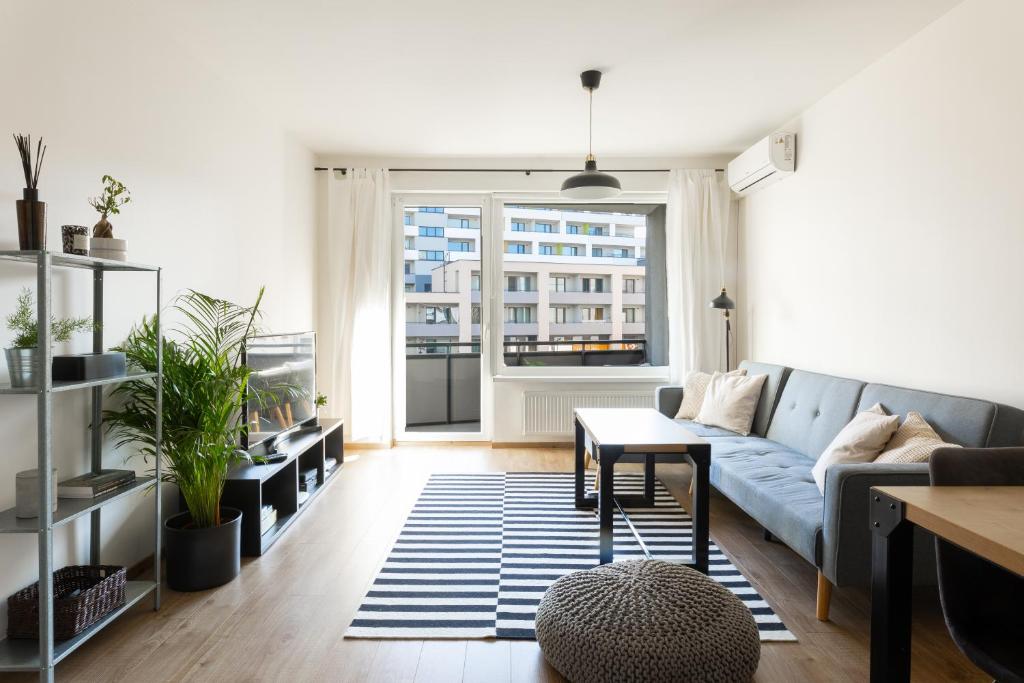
[{"x1": 561, "y1": 69, "x2": 622, "y2": 200}]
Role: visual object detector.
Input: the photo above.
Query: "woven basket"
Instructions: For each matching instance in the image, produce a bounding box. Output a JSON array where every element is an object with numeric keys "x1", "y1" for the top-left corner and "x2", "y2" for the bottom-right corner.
[{"x1": 7, "y1": 565, "x2": 127, "y2": 641}]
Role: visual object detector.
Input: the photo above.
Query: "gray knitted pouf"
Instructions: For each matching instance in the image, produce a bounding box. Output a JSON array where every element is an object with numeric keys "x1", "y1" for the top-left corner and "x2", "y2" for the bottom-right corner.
[{"x1": 535, "y1": 559, "x2": 761, "y2": 683}]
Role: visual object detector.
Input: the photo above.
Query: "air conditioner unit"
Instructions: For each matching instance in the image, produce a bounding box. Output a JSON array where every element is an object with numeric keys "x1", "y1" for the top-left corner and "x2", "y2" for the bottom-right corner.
[{"x1": 727, "y1": 131, "x2": 796, "y2": 196}]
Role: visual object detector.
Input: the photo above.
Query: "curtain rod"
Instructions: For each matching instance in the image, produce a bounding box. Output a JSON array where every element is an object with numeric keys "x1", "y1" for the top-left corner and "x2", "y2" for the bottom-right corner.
[{"x1": 313, "y1": 167, "x2": 724, "y2": 174}]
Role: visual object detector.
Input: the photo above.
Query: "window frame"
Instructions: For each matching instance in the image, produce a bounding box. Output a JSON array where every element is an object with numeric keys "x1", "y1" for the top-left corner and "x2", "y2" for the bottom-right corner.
[{"x1": 487, "y1": 192, "x2": 670, "y2": 382}]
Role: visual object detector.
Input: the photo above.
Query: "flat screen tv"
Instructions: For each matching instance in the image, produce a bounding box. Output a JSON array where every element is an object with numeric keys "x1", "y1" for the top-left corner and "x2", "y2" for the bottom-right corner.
[{"x1": 241, "y1": 331, "x2": 317, "y2": 450}]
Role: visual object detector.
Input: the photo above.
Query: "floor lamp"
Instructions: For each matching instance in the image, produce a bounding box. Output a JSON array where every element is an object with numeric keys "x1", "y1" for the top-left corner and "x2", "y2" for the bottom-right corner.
[{"x1": 709, "y1": 288, "x2": 736, "y2": 371}]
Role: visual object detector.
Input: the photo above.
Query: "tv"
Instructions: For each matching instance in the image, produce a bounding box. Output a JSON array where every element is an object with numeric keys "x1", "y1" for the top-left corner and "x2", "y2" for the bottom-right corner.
[{"x1": 241, "y1": 332, "x2": 317, "y2": 451}]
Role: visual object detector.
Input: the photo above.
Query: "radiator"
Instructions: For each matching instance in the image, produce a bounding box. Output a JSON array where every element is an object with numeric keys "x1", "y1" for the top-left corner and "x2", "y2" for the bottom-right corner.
[{"x1": 522, "y1": 391, "x2": 654, "y2": 435}]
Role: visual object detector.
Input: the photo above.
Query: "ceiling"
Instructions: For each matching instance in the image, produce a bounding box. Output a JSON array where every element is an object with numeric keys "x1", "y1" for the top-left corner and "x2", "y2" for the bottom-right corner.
[{"x1": 158, "y1": 0, "x2": 960, "y2": 158}]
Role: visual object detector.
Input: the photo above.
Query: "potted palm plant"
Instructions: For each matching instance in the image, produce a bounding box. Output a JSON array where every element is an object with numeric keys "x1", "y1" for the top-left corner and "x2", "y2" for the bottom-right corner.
[{"x1": 104, "y1": 288, "x2": 264, "y2": 591}]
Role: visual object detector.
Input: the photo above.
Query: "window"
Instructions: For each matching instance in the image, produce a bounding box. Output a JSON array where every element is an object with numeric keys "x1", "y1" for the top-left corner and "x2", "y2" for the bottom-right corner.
[
  {"x1": 404, "y1": 283, "x2": 414, "y2": 292},
  {"x1": 423, "y1": 283, "x2": 432, "y2": 292},
  {"x1": 404, "y1": 236, "x2": 415, "y2": 249},
  {"x1": 451, "y1": 218, "x2": 471, "y2": 228},
  {"x1": 419, "y1": 250, "x2": 444, "y2": 261},
  {"x1": 404, "y1": 261, "x2": 412, "y2": 274},
  {"x1": 425, "y1": 306, "x2": 457, "y2": 324},
  {"x1": 404, "y1": 214, "x2": 413, "y2": 225},
  {"x1": 421, "y1": 207, "x2": 444, "y2": 213},
  {"x1": 471, "y1": 273, "x2": 480, "y2": 291},
  {"x1": 500, "y1": 204, "x2": 663, "y2": 368},
  {"x1": 472, "y1": 305, "x2": 481, "y2": 324},
  {"x1": 419, "y1": 226, "x2": 443, "y2": 237},
  {"x1": 505, "y1": 306, "x2": 532, "y2": 323},
  {"x1": 448, "y1": 241, "x2": 471, "y2": 252}
]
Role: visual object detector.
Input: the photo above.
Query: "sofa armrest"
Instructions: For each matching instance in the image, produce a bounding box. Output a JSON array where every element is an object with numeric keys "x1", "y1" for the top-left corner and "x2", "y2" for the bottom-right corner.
[
  {"x1": 655, "y1": 386, "x2": 684, "y2": 418},
  {"x1": 821, "y1": 462, "x2": 936, "y2": 587}
]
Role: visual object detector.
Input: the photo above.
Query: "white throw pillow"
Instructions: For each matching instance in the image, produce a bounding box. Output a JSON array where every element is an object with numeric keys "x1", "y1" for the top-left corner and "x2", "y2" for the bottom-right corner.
[
  {"x1": 694, "y1": 372, "x2": 767, "y2": 436},
  {"x1": 674, "y1": 368, "x2": 746, "y2": 420},
  {"x1": 812, "y1": 404, "x2": 899, "y2": 494},
  {"x1": 874, "y1": 411, "x2": 961, "y2": 464}
]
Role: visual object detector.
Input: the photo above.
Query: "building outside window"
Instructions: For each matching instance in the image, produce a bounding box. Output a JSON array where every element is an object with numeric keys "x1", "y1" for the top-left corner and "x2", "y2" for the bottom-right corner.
[
  {"x1": 540, "y1": 245, "x2": 554, "y2": 255},
  {"x1": 581, "y1": 307, "x2": 606, "y2": 321},
  {"x1": 419, "y1": 250, "x2": 444, "y2": 261},
  {"x1": 551, "y1": 276, "x2": 567, "y2": 292},
  {"x1": 588, "y1": 226, "x2": 606, "y2": 236},
  {"x1": 421, "y1": 207, "x2": 444, "y2": 213},
  {"x1": 404, "y1": 261, "x2": 412, "y2": 274},
  {"x1": 566, "y1": 224, "x2": 580, "y2": 234},
  {"x1": 404, "y1": 214, "x2": 413, "y2": 225},
  {"x1": 511, "y1": 221, "x2": 527, "y2": 232},
  {"x1": 449, "y1": 241, "x2": 471, "y2": 252},
  {"x1": 582, "y1": 277, "x2": 604, "y2": 293},
  {"x1": 535, "y1": 222, "x2": 554, "y2": 233},
  {"x1": 471, "y1": 273, "x2": 480, "y2": 291},
  {"x1": 550, "y1": 306, "x2": 568, "y2": 323},
  {"x1": 506, "y1": 275, "x2": 533, "y2": 291},
  {"x1": 419, "y1": 226, "x2": 443, "y2": 237},
  {"x1": 623, "y1": 277, "x2": 637, "y2": 293},
  {"x1": 592, "y1": 247, "x2": 603, "y2": 257},
  {"x1": 623, "y1": 307, "x2": 641, "y2": 323},
  {"x1": 472, "y1": 305, "x2": 481, "y2": 324},
  {"x1": 565, "y1": 245, "x2": 579, "y2": 256},
  {"x1": 506, "y1": 243, "x2": 527, "y2": 254}
]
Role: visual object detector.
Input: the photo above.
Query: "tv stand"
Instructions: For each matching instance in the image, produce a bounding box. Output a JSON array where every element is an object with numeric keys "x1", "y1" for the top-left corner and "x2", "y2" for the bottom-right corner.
[{"x1": 221, "y1": 418, "x2": 344, "y2": 556}]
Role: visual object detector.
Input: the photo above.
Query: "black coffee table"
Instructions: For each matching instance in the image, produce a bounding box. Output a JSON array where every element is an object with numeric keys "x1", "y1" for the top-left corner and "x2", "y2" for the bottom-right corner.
[{"x1": 573, "y1": 408, "x2": 712, "y2": 572}]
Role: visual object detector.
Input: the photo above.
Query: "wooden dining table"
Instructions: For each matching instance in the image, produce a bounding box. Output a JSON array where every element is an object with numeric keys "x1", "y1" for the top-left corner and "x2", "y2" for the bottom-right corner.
[{"x1": 869, "y1": 485, "x2": 1024, "y2": 682}]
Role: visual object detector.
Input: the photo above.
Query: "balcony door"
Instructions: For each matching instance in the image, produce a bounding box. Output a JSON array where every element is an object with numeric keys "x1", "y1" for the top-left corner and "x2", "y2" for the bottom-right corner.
[{"x1": 393, "y1": 195, "x2": 491, "y2": 440}]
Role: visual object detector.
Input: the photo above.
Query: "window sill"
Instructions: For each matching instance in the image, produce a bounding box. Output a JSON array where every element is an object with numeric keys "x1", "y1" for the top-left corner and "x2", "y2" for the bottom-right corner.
[{"x1": 492, "y1": 372, "x2": 670, "y2": 384}]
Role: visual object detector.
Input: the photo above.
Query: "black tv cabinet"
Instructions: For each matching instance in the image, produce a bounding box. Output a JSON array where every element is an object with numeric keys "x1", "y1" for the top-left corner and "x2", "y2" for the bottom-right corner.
[{"x1": 221, "y1": 418, "x2": 344, "y2": 556}]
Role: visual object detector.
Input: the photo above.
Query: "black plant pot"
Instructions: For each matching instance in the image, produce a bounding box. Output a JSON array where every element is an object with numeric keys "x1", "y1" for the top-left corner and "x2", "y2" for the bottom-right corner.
[{"x1": 164, "y1": 507, "x2": 242, "y2": 592}]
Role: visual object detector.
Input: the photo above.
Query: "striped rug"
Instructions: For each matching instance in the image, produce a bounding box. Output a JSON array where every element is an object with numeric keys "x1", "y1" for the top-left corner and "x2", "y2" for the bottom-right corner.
[{"x1": 346, "y1": 472, "x2": 795, "y2": 642}]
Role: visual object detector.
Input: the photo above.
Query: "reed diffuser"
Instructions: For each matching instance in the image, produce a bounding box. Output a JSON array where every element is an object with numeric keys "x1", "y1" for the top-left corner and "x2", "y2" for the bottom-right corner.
[{"x1": 14, "y1": 133, "x2": 47, "y2": 250}]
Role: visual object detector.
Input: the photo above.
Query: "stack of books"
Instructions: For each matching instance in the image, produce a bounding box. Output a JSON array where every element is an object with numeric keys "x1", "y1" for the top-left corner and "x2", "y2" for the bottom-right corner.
[
  {"x1": 58, "y1": 470, "x2": 136, "y2": 499},
  {"x1": 260, "y1": 504, "x2": 277, "y2": 535},
  {"x1": 324, "y1": 457, "x2": 338, "y2": 474}
]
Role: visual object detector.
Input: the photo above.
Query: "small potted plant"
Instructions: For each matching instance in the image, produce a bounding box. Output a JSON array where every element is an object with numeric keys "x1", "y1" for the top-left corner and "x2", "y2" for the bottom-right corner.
[
  {"x1": 104, "y1": 288, "x2": 264, "y2": 591},
  {"x1": 315, "y1": 392, "x2": 327, "y2": 420},
  {"x1": 86, "y1": 175, "x2": 131, "y2": 260},
  {"x1": 5, "y1": 288, "x2": 94, "y2": 387}
]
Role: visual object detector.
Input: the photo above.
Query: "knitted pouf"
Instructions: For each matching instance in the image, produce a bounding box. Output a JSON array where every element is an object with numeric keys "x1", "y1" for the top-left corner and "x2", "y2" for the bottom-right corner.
[{"x1": 534, "y1": 559, "x2": 761, "y2": 683}]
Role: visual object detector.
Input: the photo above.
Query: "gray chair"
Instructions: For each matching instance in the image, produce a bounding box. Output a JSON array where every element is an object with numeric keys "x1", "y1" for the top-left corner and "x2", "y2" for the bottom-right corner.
[{"x1": 930, "y1": 447, "x2": 1024, "y2": 683}]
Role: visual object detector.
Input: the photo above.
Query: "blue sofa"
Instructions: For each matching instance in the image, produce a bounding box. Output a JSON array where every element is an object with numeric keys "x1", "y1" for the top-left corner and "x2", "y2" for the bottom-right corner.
[{"x1": 656, "y1": 361, "x2": 1024, "y2": 620}]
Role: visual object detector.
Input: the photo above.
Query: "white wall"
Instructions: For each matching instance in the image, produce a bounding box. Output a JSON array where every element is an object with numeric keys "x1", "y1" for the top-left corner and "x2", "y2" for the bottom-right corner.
[
  {"x1": 0, "y1": 1, "x2": 316, "y2": 623},
  {"x1": 738, "y1": 0, "x2": 1024, "y2": 408}
]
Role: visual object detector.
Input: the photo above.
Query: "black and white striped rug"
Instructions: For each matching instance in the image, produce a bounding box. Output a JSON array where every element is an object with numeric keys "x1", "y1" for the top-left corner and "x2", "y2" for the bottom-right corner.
[{"x1": 346, "y1": 472, "x2": 795, "y2": 642}]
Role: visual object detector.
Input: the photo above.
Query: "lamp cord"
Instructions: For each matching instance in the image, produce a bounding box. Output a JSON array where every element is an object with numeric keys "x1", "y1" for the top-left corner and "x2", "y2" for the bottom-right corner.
[{"x1": 588, "y1": 87, "x2": 593, "y2": 158}]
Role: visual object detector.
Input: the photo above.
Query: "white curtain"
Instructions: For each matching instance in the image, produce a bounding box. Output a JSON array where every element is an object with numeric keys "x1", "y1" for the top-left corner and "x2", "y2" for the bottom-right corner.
[
  {"x1": 665, "y1": 169, "x2": 737, "y2": 381},
  {"x1": 318, "y1": 169, "x2": 394, "y2": 444}
]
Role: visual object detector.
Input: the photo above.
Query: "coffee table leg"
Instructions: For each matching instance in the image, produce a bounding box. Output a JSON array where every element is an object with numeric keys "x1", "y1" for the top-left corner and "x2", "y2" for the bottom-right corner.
[
  {"x1": 598, "y1": 448, "x2": 619, "y2": 564},
  {"x1": 574, "y1": 417, "x2": 588, "y2": 508},
  {"x1": 689, "y1": 452, "x2": 710, "y2": 574},
  {"x1": 644, "y1": 455, "x2": 655, "y2": 504}
]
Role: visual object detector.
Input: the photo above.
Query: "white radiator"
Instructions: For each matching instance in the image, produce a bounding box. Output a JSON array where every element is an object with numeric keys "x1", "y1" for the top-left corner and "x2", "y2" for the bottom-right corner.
[{"x1": 522, "y1": 391, "x2": 654, "y2": 435}]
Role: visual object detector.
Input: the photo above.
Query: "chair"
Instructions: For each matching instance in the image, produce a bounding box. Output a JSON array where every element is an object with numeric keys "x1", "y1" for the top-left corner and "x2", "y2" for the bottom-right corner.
[{"x1": 929, "y1": 447, "x2": 1024, "y2": 683}]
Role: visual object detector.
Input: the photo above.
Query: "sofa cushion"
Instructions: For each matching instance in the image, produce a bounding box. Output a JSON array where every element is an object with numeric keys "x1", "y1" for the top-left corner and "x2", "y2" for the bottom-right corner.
[
  {"x1": 857, "y1": 384, "x2": 996, "y2": 448},
  {"x1": 708, "y1": 436, "x2": 823, "y2": 565},
  {"x1": 766, "y1": 370, "x2": 866, "y2": 459},
  {"x1": 673, "y1": 419, "x2": 741, "y2": 439},
  {"x1": 738, "y1": 361, "x2": 792, "y2": 438},
  {"x1": 695, "y1": 372, "x2": 767, "y2": 436}
]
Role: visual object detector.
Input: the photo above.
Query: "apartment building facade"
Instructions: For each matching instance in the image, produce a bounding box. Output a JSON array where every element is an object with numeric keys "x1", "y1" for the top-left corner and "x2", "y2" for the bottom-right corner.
[{"x1": 404, "y1": 206, "x2": 648, "y2": 351}]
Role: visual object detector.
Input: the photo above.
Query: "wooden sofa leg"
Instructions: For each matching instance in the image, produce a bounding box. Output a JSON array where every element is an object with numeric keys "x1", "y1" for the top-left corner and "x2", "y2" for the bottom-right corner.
[{"x1": 816, "y1": 571, "x2": 833, "y2": 621}]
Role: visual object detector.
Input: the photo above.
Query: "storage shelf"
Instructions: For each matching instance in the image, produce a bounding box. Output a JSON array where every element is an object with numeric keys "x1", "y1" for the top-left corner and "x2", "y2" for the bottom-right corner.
[
  {"x1": 0, "y1": 370, "x2": 157, "y2": 395},
  {"x1": 0, "y1": 477, "x2": 154, "y2": 534},
  {"x1": 0, "y1": 250, "x2": 159, "y2": 272},
  {"x1": 258, "y1": 465, "x2": 341, "y2": 554},
  {"x1": 0, "y1": 581, "x2": 157, "y2": 672}
]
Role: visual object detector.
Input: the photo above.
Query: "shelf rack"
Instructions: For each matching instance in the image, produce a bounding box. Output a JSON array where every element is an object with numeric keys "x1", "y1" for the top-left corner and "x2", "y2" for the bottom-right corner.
[{"x1": 0, "y1": 250, "x2": 162, "y2": 683}]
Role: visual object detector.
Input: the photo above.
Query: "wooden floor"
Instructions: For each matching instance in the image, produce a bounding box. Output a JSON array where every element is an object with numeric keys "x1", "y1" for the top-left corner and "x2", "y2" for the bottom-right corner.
[{"x1": 10, "y1": 445, "x2": 986, "y2": 682}]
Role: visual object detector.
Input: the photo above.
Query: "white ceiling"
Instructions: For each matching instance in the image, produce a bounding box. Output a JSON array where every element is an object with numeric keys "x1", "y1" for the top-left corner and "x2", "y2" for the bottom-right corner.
[{"x1": 160, "y1": 0, "x2": 960, "y2": 158}]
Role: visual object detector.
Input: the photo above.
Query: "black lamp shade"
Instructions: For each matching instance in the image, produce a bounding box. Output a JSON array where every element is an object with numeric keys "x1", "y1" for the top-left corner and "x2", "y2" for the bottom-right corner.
[
  {"x1": 710, "y1": 288, "x2": 735, "y2": 310},
  {"x1": 560, "y1": 159, "x2": 622, "y2": 200}
]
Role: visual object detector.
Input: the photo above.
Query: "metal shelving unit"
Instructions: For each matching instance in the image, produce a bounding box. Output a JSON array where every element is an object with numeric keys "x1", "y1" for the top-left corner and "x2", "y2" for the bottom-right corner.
[{"x1": 0, "y1": 250, "x2": 162, "y2": 683}]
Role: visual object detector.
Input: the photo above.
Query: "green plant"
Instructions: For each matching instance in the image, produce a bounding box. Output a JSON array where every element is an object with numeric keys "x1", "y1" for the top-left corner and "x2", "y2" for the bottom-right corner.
[
  {"x1": 104, "y1": 287, "x2": 265, "y2": 528},
  {"x1": 88, "y1": 175, "x2": 131, "y2": 218},
  {"x1": 6, "y1": 288, "x2": 95, "y2": 348},
  {"x1": 315, "y1": 392, "x2": 327, "y2": 408}
]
